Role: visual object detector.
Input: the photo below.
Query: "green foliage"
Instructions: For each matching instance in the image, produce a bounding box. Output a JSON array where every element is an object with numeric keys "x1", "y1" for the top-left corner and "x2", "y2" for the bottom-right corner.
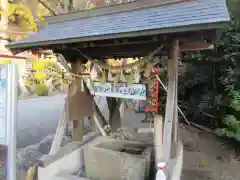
[
  {"x1": 216, "y1": 115, "x2": 240, "y2": 141},
  {"x1": 33, "y1": 60, "x2": 46, "y2": 70},
  {"x1": 25, "y1": 79, "x2": 33, "y2": 88},
  {"x1": 31, "y1": 60, "x2": 62, "y2": 83},
  {"x1": 214, "y1": 0, "x2": 240, "y2": 141},
  {"x1": 34, "y1": 84, "x2": 48, "y2": 96},
  {"x1": 32, "y1": 60, "x2": 49, "y2": 83},
  {"x1": 230, "y1": 91, "x2": 240, "y2": 111},
  {"x1": 174, "y1": 0, "x2": 240, "y2": 141},
  {"x1": 24, "y1": 59, "x2": 67, "y2": 96}
]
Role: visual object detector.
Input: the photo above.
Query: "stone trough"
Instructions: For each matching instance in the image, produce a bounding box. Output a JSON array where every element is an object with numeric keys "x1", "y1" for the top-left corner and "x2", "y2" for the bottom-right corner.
[
  {"x1": 84, "y1": 137, "x2": 153, "y2": 180},
  {"x1": 37, "y1": 132, "x2": 154, "y2": 180}
]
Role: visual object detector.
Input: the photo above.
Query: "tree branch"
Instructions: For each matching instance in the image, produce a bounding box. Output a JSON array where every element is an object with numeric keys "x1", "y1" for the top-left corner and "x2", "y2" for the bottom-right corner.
[
  {"x1": 55, "y1": 0, "x2": 65, "y2": 9},
  {"x1": 38, "y1": 0, "x2": 58, "y2": 15}
]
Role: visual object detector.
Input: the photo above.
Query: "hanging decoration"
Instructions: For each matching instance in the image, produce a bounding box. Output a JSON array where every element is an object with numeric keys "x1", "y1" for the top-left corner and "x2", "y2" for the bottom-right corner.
[
  {"x1": 80, "y1": 45, "x2": 163, "y2": 84},
  {"x1": 145, "y1": 67, "x2": 161, "y2": 113},
  {"x1": 81, "y1": 60, "x2": 156, "y2": 84}
]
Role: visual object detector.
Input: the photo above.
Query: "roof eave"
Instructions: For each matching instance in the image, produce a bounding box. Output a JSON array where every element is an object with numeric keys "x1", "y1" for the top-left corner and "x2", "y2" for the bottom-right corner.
[{"x1": 7, "y1": 21, "x2": 229, "y2": 50}]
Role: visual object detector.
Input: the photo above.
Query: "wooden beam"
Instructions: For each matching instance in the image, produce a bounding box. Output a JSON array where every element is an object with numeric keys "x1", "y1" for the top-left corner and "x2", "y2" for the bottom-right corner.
[
  {"x1": 64, "y1": 30, "x2": 215, "y2": 50},
  {"x1": 180, "y1": 42, "x2": 214, "y2": 52},
  {"x1": 9, "y1": 25, "x2": 219, "y2": 50},
  {"x1": 162, "y1": 40, "x2": 180, "y2": 161}
]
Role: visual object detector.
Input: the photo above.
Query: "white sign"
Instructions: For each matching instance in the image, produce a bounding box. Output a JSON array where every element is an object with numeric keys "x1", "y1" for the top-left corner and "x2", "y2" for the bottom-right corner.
[
  {"x1": 0, "y1": 67, "x2": 7, "y2": 140},
  {"x1": 89, "y1": 82, "x2": 147, "y2": 100},
  {"x1": 0, "y1": 64, "x2": 18, "y2": 180}
]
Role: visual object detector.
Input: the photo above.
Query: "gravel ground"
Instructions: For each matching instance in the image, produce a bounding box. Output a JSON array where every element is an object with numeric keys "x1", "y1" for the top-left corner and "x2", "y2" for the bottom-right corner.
[
  {"x1": 1, "y1": 123, "x2": 240, "y2": 180},
  {"x1": 181, "y1": 124, "x2": 240, "y2": 180}
]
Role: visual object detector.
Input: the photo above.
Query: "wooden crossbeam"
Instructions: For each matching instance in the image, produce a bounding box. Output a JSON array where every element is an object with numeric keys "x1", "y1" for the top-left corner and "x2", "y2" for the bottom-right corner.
[
  {"x1": 78, "y1": 45, "x2": 163, "y2": 71},
  {"x1": 180, "y1": 42, "x2": 214, "y2": 52}
]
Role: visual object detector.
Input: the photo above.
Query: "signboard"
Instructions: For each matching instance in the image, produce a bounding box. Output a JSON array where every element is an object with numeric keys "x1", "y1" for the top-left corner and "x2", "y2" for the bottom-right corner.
[
  {"x1": 89, "y1": 82, "x2": 147, "y2": 100},
  {"x1": 0, "y1": 67, "x2": 7, "y2": 143},
  {"x1": 0, "y1": 64, "x2": 18, "y2": 180}
]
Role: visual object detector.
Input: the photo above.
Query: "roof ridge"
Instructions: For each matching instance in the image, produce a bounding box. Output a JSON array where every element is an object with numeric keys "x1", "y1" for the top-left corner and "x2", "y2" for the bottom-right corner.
[{"x1": 45, "y1": 0, "x2": 195, "y2": 24}]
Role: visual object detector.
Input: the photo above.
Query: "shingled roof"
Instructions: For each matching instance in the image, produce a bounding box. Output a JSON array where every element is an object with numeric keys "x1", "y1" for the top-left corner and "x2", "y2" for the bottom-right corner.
[{"x1": 8, "y1": 0, "x2": 230, "y2": 49}]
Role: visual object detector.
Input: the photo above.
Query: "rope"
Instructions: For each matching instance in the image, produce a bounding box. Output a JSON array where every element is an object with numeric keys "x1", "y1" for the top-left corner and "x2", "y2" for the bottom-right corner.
[
  {"x1": 71, "y1": 45, "x2": 163, "y2": 71},
  {"x1": 24, "y1": 44, "x2": 163, "y2": 85}
]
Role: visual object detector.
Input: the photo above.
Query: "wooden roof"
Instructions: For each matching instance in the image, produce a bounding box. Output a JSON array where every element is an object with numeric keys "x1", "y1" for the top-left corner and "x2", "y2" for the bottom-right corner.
[{"x1": 8, "y1": 0, "x2": 229, "y2": 60}]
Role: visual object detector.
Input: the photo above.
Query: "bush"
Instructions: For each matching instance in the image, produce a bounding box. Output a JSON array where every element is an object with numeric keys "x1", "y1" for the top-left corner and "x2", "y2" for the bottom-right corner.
[
  {"x1": 34, "y1": 84, "x2": 49, "y2": 96},
  {"x1": 25, "y1": 79, "x2": 33, "y2": 88},
  {"x1": 215, "y1": 115, "x2": 240, "y2": 141},
  {"x1": 34, "y1": 72, "x2": 47, "y2": 82}
]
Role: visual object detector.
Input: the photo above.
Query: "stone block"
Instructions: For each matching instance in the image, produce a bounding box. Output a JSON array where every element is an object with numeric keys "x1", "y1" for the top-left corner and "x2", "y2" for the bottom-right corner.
[{"x1": 84, "y1": 137, "x2": 153, "y2": 180}]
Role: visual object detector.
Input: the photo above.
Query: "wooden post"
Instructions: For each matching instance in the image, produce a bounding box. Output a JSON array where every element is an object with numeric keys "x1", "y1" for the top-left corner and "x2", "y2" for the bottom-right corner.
[
  {"x1": 72, "y1": 120, "x2": 84, "y2": 141},
  {"x1": 71, "y1": 60, "x2": 85, "y2": 141},
  {"x1": 162, "y1": 40, "x2": 180, "y2": 161},
  {"x1": 106, "y1": 97, "x2": 122, "y2": 132},
  {"x1": 154, "y1": 114, "x2": 164, "y2": 164},
  {"x1": 105, "y1": 58, "x2": 127, "y2": 132},
  {"x1": 49, "y1": 108, "x2": 67, "y2": 155},
  {"x1": 173, "y1": 42, "x2": 180, "y2": 143},
  {"x1": 171, "y1": 40, "x2": 180, "y2": 159},
  {"x1": 63, "y1": 0, "x2": 69, "y2": 12}
]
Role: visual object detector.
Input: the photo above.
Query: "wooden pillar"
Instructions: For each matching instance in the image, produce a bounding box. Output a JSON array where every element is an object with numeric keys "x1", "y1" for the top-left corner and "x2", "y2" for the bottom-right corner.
[
  {"x1": 106, "y1": 97, "x2": 122, "y2": 132},
  {"x1": 154, "y1": 114, "x2": 164, "y2": 164},
  {"x1": 63, "y1": 0, "x2": 69, "y2": 12},
  {"x1": 71, "y1": 60, "x2": 85, "y2": 141},
  {"x1": 162, "y1": 40, "x2": 180, "y2": 161},
  {"x1": 173, "y1": 41, "x2": 180, "y2": 143},
  {"x1": 72, "y1": 120, "x2": 84, "y2": 141},
  {"x1": 106, "y1": 58, "x2": 127, "y2": 132}
]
